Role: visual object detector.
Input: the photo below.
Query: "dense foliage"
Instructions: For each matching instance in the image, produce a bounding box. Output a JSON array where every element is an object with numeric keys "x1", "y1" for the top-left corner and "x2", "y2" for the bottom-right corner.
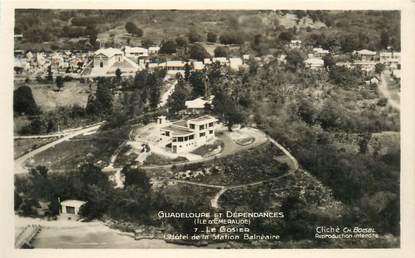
[{"x1": 14, "y1": 86, "x2": 39, "y2": 115}]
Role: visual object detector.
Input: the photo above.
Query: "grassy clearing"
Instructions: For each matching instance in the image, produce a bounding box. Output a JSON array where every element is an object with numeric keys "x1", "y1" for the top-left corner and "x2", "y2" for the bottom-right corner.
[
  {"x1": 14, "y1": 80, "x2": 95, "y2": 112},
  {"x1": 26, "y1": 126, "x2": 129, "y2": 171}
]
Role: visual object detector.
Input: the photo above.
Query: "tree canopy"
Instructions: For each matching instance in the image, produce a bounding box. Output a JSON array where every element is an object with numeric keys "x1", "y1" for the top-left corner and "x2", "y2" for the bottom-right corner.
[
  {"x1": 125, "y1": 22, "x2": 143, "y2": 37},
  {"x1": 189, "y1": 44, "x2": 210, "y2": 61},
  {"x1": 159, "y1": 40, "x2": 177, "y2": 54},
  {"x1": 14, "y1": 86, "x2": 39, "y2": 115}
]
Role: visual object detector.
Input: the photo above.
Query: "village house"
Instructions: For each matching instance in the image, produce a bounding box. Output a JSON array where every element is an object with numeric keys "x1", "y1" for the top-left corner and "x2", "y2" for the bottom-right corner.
[
  {"x1": 304, "y1": 57, "x2": 324, "y2": 69},
  {"x1": 60, "y1": 199, "x2": 86, "y2": 220},
  {"x1": 36, "y1": 53, "x2": 46, "y2": 66},
  {"x1": 242, "y1": 54, "x2": 250, "y2": 62},
  {"x1": 25, "y1": 51, "x2": 34, "y2": 62},
  {"x1": 185, "y1": 95, "x2": 214, "y2": 114},
  {"x1": 353, "y1": 49, "x2": 377, "y2": 61},
  {"x1": 380, "y1": 51, "x2": 401, "y2": 69},
  {"x1": 204, "y1": 58, "x2": 212, "y2": 65},
  {"x1": 14, "y1": 49, "x2": 24, "y2": 58},
  {"x1": 158, "y1": 60, "x2": 187, "y2": 75},
  {"x1": 209, "y1": 57, "x2": 228, "y2": 66},
  {"x1": 289, "y1": 40, "x2": 302, "y2": 49},
  {"x1": 148, "y1": 46, "x2": 160, "y2": 55},
  {"x1": 125, "y1": 46, "x2": 149, "y2": 58},
  {"x1": 312, "y1": 47, "x2": 330, "y2": 58},
  {"x1": 229, "y1": 57, "x2": 244, "y2": 70},
  {"x1": 157, "y1": 115, "x2": 217, "y2": 154},
  {"x1": 192, "y1": 61, "x2": 205, "y2": 71},
  {"x1": 354, "y1": 61, "x2": 377, "y2": 74}
]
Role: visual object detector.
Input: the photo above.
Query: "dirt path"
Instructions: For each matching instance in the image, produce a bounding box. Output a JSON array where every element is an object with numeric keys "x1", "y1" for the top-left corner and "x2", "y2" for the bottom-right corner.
[
  {"x1": 379, "y1": 71, "x2": 400, "y2": 111},
  {"x1": 158, "y1": 79, "x2": 177, "y2": 108},
  {"x1": 14, "y1": 123, "x2": 101, "y2": 139},
  {"x1": 14, "y1": 122, "x2": 104, "y2": 174}
]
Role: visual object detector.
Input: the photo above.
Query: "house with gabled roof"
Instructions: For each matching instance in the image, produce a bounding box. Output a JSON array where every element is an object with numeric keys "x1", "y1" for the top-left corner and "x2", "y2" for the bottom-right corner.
[
  {"x1": 353, "y1": 49, "x2": 377, "y2": 61},
  {"x1": 88, "y1": 48, "x2": 140, "y2": 77}
]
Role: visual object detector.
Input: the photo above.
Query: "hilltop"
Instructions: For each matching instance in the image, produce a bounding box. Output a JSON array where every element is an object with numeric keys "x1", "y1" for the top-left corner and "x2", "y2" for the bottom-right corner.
[{"x1": 15, "y1": 10, "x2": 399, "y2": 52}]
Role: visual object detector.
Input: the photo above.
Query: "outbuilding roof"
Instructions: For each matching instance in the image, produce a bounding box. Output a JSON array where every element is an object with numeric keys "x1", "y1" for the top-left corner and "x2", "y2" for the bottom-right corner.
[
  {"x1": 185, "y1": 96, "x2": 214, "y2": 109},
  {"x1": 304, "y1": 57, "x2": 324, "y2": 66},
  {"x1": 60, "y1": 200, "x2": 87, "y2": 208},
  {"x1": 355, "y1": 49, "x2": 376, "y2": 56}
]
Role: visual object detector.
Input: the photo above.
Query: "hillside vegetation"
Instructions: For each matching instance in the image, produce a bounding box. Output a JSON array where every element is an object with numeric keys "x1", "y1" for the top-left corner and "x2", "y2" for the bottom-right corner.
[{"x1": 15, "y1": 10, "x2": 400, "y2": 52}]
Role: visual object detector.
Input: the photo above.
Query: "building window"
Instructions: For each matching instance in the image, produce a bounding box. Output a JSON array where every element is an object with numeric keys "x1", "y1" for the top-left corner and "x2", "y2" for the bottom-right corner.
[
  {"x1": 66, "y1": 206, "x2": 75, "y2": 214},
  {"x1": 209, "y1": 122, "x2": 214, "y2": 127},
  {"x1": 100, "y1": 62, "x2": 103, "y2": 68},
  {"x1": 189, "y1": 135, "x2": 194, "y2": 140},
  {"x1": 200, "y1": 132, "x2": 205, "y2": 137},
  {"x1": 178, "y1": 137, "x2": 183, "y2": 142},
  {"x1": 209, "y1": 130, "x2": 213, "y2": 134},
  {"x1": 173, "y1": 138, "x2": 177, "y2": 142},
  {"x1": 190, "y1": 124, "x2": 195, "y2": 129},
  {"x1": 165, "y1": 131, "x2": 170, "y2": 137},
  {"x1": 199, "y1": 125, "x2": 204, "y2": 130}
]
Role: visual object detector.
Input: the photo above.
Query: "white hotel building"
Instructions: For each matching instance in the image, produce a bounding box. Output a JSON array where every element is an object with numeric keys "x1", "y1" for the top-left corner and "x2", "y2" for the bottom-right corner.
[{"x1": 158, "y1": 115, "x2": 217, "y2": 154}]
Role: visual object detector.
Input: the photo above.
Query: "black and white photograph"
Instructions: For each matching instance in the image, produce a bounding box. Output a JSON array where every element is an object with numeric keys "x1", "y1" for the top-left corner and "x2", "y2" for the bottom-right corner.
[{"x1": 4, "y1": 2, "x2": 413, "y2": 252}]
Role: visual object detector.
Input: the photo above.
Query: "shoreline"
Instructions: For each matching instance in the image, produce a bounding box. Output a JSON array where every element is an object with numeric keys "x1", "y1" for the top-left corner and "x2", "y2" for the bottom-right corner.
[{"x1": 15, "y1": 215, "x2": 198, "y2": 249}]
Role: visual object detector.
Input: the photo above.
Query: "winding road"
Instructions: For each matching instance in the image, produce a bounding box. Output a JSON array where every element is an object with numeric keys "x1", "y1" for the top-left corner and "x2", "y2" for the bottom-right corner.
[
  {"x1": 379, "y1": 71, "x2": 400, "y2": 111},
  {"x1": 14, "y1": 122, "x2": 104, "y2": 174},
  {"x1": 14, "y1": 119, "x2": 299, "y2": 210}
]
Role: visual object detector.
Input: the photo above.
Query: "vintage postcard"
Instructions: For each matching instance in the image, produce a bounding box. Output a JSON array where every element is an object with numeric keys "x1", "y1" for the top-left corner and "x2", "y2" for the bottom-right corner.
[{"x1": 1, "y1": 0, "x2": 415, "y2": 257}]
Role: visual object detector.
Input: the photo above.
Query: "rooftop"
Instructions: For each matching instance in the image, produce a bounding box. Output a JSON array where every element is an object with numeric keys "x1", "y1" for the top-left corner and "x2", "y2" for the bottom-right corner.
[
  {"x1": 188, "y1": 115, "x2": 217, "y2": 124},
  {"x1": 185, "y1": 96, "x2": 214, "y2": 109},
  {"x1": 193, "y1": 61, "x2": 204, "y2": 70},
  {"x1": 159, "y1": 61, "x2": 186, "y2": 67},
  {"x1": 305, "y1": 57, "x2": 324, "y2": 65},
  {"x1": 60, "y1": 199, "x2": 87, "y2": 207},
  {"x1": 355, "y1": 49, "x2": 376, "y2": 56},
  {"x1": 172, "y1": 120, "x2": 188, "y2": 127},
  {"x1": 161, "y1": 125, "x2": 194, "y2": 136},
  {"x1": 125, "y1": 46, "x2": 148, "y2": 53},
  {"x1": 95, "y1": 48, "x2": 123, "y2": 57}
]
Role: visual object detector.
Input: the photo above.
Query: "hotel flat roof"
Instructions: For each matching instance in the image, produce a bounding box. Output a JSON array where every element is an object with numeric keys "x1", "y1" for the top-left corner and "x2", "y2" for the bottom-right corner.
[
  {"x1": 161, "y1": 125, "x2": 194, "y2": 136},
  {"x1": 188, "y1": 115, "x2": 217, "y2": 124}
]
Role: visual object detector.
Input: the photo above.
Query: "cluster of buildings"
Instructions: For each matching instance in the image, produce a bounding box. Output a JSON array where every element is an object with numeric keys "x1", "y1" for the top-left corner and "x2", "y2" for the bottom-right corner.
[
  {"x1": 285, "y1": 39, "x2": 401, "y2": 78},
  {"x1": 304, "y1": 47, "x2": 330, "y2": 69},
  {"x1": 337, "y1": 49, "x2": 401, "y2": 78},
  {"x1": 14, "y1": 50, "x2": 91, "y2": 78},
  {"x1": 89, "y1": 47, "x2": 250, "y2": 77},
  {"x1": 15, "y1": 44, "x2": 251, "y2": 79}
]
